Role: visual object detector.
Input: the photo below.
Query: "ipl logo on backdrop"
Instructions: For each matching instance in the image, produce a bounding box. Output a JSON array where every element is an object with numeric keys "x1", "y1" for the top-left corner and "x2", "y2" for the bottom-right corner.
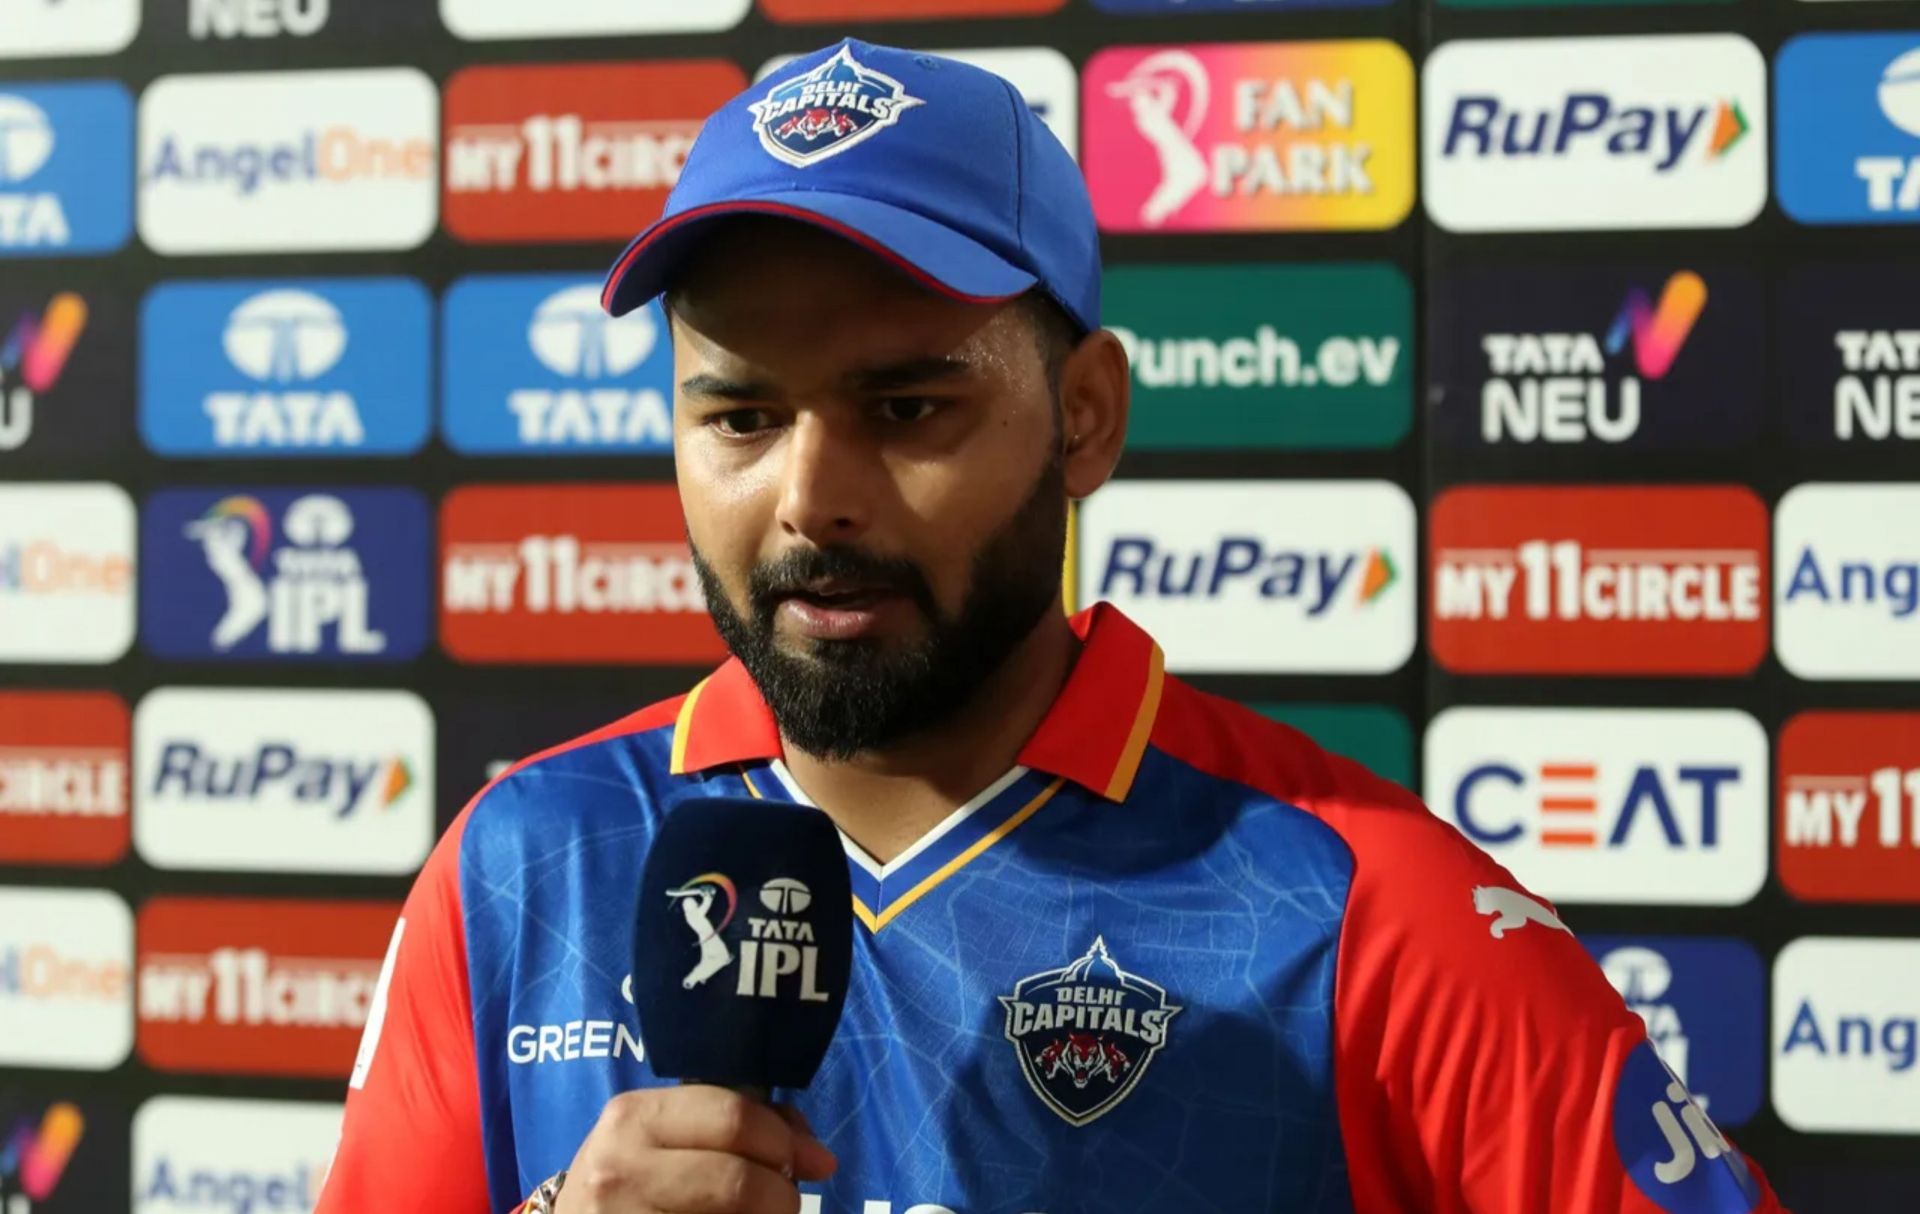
[
  {"x1": 1083, "y1": 41, "x2": 1414, "y2": 232},
  {"x1": 749, "y1": 46, "x2": 924, "y2": 168},
  {"x1": 1777, "y1": 34, "x2": 1920, "y2": 223},
  {"x1": 141, "y1": 488, "x2": 430, "y2": 663},
  {"x1": 0, "y1": 84, "x2": 133, "y2": 256},
  {"x1": 443, "y1": 277, "x2": 673, "y2": 455},
  {"x1": 1001, "y1": 938, "x2": 1181, "y2": 1126},
  {"x1": 140, "y1": 280, "x2": 430, "y2": 457}
]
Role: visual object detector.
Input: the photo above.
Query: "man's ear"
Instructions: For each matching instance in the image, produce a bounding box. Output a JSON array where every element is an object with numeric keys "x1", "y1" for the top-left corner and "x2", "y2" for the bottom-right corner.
[{"x1": 1058, "y1": 330, "x2": 1131, "y2": 501}]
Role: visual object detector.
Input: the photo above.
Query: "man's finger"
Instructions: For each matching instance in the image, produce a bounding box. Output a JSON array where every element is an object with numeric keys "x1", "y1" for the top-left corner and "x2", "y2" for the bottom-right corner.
[
  {"x1": 773, "y1": 1105, "x2": 838, "y2": 1183},
  {"x1": 635, "y1": 1148, "x2": 801, "y2": 1214},
  {"x1": 636, "y1": 1086, "x2": 800, "y2": 1175}
]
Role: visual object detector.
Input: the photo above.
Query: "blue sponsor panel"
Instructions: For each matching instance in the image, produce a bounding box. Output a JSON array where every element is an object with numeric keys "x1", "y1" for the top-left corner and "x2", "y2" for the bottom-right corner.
[
  {"x1": 0, "y1": 81, "x2": 134, "y2": 257},
  {"x1": 140, "y1": 487, "x2": 430, "y2": 663},
  {"x1": 1581, "y1": 935, "x2": 1765, "y2": 1127},
  {"x1": 1777, "y1": 33, "x2": 1920, "y2": 225},
  {"x1": 443, "y1": 274, "x2": 673, "y2": 456},
  {"x1": 140, "y1": 278, "x2": 430, "y2": 457},
  {"x1": 1609, "y1": 1040, "x2": 1763, "y2": 1214}
]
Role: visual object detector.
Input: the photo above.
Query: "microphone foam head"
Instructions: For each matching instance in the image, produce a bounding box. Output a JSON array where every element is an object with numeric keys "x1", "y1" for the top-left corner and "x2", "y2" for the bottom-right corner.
[{"x1": 632, "y1": 795, "x2": 853, "y2": 1089}]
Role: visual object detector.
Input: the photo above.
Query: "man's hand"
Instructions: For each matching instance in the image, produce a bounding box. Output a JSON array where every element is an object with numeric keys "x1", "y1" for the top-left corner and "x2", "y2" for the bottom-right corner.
[{"x1": 553, "y1": 1086, "x2": 839, "y2": 1214}]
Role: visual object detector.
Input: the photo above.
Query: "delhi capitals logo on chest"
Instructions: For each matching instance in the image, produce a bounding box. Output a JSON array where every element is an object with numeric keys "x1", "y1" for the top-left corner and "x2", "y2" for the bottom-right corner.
[
  {"x1": 999, "y1": 937, "x2": 1181, "y2": 1126},
  {"x1": 747, "y1": 47, "x2": 925, "y2": 169}
]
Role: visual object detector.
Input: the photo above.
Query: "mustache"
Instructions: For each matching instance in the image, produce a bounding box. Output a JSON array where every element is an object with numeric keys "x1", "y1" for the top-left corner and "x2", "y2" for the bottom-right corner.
[{"x1": 747, "y1": 546, "x2": 939, "y2": 619}]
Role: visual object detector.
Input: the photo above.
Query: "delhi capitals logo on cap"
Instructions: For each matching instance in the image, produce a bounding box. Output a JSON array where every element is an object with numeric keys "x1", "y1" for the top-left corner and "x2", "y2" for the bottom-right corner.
[
  {"x1": 747, "y1": 46, "x2": 925, "y2": 170},
  {"x1": 999, "y1": 937, "x2": 1181, "y2": 1126}
]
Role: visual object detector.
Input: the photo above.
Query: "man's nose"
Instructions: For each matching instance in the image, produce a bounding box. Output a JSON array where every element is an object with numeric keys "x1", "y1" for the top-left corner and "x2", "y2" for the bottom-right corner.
[{"x1": 775, "y1": 412, "x2": 878, "y2": 546}]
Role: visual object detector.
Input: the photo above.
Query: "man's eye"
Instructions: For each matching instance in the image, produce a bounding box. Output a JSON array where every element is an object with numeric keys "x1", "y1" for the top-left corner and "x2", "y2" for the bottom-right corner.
[
  {"x1": 877, "y1": 397, "x2": 942, "y2": 424},
  {"x1": 711, "y1": 408, "x2": 776, "y2": 437}
]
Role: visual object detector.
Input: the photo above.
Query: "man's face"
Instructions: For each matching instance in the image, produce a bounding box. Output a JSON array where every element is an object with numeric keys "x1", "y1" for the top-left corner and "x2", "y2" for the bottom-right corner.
[{"x1": 670, "y1": 221, "x2": 1070, "y2": 760}]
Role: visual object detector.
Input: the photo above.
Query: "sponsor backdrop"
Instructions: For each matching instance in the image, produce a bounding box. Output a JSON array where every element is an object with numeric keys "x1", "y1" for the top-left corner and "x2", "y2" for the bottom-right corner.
[{"x1": 0, "y1": 0, "x2": 1915, "y2": 1209}]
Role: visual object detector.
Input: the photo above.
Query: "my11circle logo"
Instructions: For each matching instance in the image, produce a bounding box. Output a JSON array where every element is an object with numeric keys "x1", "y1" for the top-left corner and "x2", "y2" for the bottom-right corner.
[{"x1": 667, "y1": 874, "x2": 828, "y2": 1002}]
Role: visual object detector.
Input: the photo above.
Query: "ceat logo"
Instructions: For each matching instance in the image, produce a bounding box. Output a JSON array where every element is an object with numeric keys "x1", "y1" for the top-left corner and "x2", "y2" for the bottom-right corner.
[
  {"x1": 141, "y1": 487, "x2": 431, "y2": 663},
  {"x1": 0, "y1": 83, "x2": 134, "y2": 255},
  {"x1": 1424, "y1": 707, "x2": 1769, "y2": 906},
  {"x1": 139, "y1": 278, "x2": 431, "y2": 457},
  {"x1": 0, "y1": 887, "x2": 133, "y2": 1071},
  {"x1": 134, "y1": 1097, "x2": 340, "y2": 1214},
  {"x1": 137, "y1": 68, "x2": 437, "y2": 255},
  {"x1": 442, "y1": 276, "x2": 672, "y2": 455},
  {"x1": 136, "y1": 897, "x2": 402, "y2": 1078},
  {"x1": 443, "y1": 61, "x2": 743, "y2": 243},
  {"x1": 1076, "y1": 479, "x2": 1416, "y2": 674},
  {"x1": 440, "y1": 484, "x2": 724, "y2": 665},
  {"x1": 0, "y1": 483, "x2": 135, "y2": 665},
  {"x1": 0, "y1": 691, "x2": 128, "y2": 868},
  {"x1": 1777, "y1": 35, "x2": 1920, "y2": 223},
  {"x1": 0, "y1": 0, "x2": 139, "y2": 59},
  {"x1": 0, "y1": 291, "x2": 87, "y2": 452},
  {"x1": 1774, "y1": 483, "x2": 1920, "y2": 679},
  {"x1": 1773, "y1": 937, "x2": 1920, "y2": 1134},
  {"x1": 1778, "y1": 711, "x2": 1920, "y2": 904},
  {"x1": 1084, "y1": 41, "x2": 1414, "y2": 232},
  {"x1": 1422, "y1": 35, "x2": 1767, "y2": 233},
  {"x1": 1429, "y1": 485, "x2": 1767, "y2": 675}
]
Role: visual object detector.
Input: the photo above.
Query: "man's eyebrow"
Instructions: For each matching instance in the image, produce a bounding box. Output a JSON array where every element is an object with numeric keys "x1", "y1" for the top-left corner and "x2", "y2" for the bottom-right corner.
[
  {"x1": 847, "y1": 355, "x2": 975, "y2": 393},
  {"x1": 678, "y1": 372, "x2": 775, "y2": 401}
]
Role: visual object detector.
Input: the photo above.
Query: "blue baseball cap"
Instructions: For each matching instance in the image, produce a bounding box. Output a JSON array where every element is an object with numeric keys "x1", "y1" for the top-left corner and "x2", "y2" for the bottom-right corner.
[{"x1": 599, "y1": 39, "x2": 1100, "y2": 334}]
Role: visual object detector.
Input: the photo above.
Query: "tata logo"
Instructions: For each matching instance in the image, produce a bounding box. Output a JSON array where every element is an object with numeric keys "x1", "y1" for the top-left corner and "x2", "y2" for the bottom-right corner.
[
  {"x1": 1778, "y1": 35, "x2": 1920, "y2": 224},
  {"x1": 1773, "y1": 937, "x2": 1920, "y2": 1133},
  {"x1": 0, "y1": 84, "x2": 133, "y2": 256},
  {"x1": 140, "y1": 279, "x2": 429, "y2": 457},
  {"x1": 1424, "y1": 708, "x2": 1768, "y2": 905},
  {"x1": 1422, "y1": 36, "x2": 1767, "y2": 233},
  {"x1": 443, "y1": 277, "x2": 672, "y2": 455},
  {"x1": 1774, "y1": 484, "x2": 1920, "y2": 679}
]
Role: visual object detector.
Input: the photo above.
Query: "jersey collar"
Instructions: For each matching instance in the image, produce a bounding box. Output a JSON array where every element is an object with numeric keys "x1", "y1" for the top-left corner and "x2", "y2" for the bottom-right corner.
[{"x1": 669, "y1": 602, "x2": 1166, "y2": 803}]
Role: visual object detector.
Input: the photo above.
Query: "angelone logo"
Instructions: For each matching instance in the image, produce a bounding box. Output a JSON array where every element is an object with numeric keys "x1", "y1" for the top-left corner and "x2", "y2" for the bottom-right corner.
[
  {"x1": 1774, "y1": 483, "x2": 1920, "y2": 679},
  {"x1": 134, "y1": 687, "x2": 434, "y2": 876},
  {"x1": 442, "y1": 0, "x2": 750, "y2": 39},
  {"x1": 141, "y1": 279, "x2": 431, "y2": 457},
  {"x1": 1077, "y1": 480, "x2": 1415, "y2": 674},
  {"x1": 443, "y1": 277, "x2": 672, "y2": 455},
  {"x1": 0, "y1": 887, "x2": 133, "y2": 1071},
  {"x1": 1000, "y1": 937, "x2": 1181, "y2": 1126},
  {"x1": 133, "y1": 1097, "x2": 341, "y2": 1214},
  {"x1": 0, "y1": 83, "x2": 133, "y2": 255},
  {"x1": 1105, "y1": 263, "x2": 1409, "y2": 450},
  {"x1": 1423, "y1": 35, "x2": 1767, "y2": 232},
  {"x1": 1425, "y1": 708, "x2": 1769, "y2": 906},
  {"x1": 444, "y1": 61, "x2": 741, "y2": 243},
  {"x1": 137, "y1": 68, "x2": 436, "y2": 254},
  {"x1": 749, "y1": 47, "x2": 924, "y2": 169},
  {"x1": 0, "y1": 484, "x2": 135, "y2": 665},
  {"x1": 1773, "y1": 937, "x2": 1920, "y2": 1134},
  {"x1": 142, "y1": 488, "x2": 430, "y2": 663},
  {"x1": 1777, "y1": 35, "x2": 1920, "y2": 224},
  {"x1": 1084, "y1": 41, "x2": 1414, "y2": 232},
  {"x1": 1431, "y1": 266, "x2": 1760, "y2": 451},
  {"x1": 137, "y1": 897, "x2": 403, "y2": 1078},
  {"x1": 0, "y1": 292, "x2": 86, "y2": 452},
  {"x1": 1778, "y1": 711, "x2": 1920, "y2": 904},
  {"x1": 0, "y1": 691, "x2": 128, "y2": 868},
  {"x1": 439, "y1": 484, "x2": 724, "y2": 665},
  {"x1": 1779, "y1": 266, "x2": 1920, "y2": 444},
  {"x1": 1429, "y1": 486, "x2": 1768, "y2": 675}
]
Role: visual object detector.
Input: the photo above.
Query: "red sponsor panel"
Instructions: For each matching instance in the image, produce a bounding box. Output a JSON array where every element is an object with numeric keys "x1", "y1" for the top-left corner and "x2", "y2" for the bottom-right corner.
[
  {"x1": 761, "y1": 0, "x2": 1064, "y2": 19},
  {"x1": 0, "y1": 691, "x2": 130, "y2": 866},
  {"x1": 443, "y1": 61, "x2": 746, "y2": 244},
  {"x1": 1778, "y1": 711, "x2": 1920, "y2": 904},
  {"x1": 1429, "y1": 485, "x2": 1768, "y2": 675},
  {"x1": 440, "y1": 484, "x2": 727, "y2": 664},
  {"x1": 136, "y1": 897, "x2": 402, "y2": 1078}
]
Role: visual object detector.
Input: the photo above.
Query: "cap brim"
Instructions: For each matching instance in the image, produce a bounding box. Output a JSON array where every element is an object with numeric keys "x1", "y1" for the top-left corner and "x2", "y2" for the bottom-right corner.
[{"x1": 600, "y1": 192, "x2": 1038, "y2": 318}]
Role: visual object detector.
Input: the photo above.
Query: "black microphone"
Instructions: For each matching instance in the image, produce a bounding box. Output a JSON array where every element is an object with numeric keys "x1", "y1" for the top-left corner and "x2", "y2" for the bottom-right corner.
[{"x1": 631, "y1": 795, "x2": 853, "y2": 1096}]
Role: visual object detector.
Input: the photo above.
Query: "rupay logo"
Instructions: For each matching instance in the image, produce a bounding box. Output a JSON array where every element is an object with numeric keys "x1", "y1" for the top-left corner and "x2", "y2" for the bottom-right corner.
[
  {"x1": 1777, "y1": 35, "x2": 1920, "y2": 223},
  {"x1": 0, "y1": 83, "x2": 132, "y2": 256}
]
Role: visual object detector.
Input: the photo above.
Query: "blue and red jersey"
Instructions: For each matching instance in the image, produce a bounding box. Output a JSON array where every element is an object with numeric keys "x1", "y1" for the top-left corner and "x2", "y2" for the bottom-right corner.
[{"x1": 317, "y1": 605, "x2": 1785, "y2": 1214}]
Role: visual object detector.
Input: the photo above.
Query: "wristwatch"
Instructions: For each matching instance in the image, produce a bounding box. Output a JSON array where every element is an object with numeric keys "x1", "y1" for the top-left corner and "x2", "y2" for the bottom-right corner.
[{"x1": 521, "y1": 1170, "x2": 567, "y2": 1214}]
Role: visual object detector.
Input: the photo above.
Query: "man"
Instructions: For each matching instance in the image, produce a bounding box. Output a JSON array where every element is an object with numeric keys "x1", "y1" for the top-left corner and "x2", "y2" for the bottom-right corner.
[{"x1": 317, "y1": 40, "x2": 1786, "y2": 1214}]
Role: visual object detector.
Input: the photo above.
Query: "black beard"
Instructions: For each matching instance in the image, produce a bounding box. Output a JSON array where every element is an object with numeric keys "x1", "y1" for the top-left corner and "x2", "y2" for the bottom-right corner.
[{"x1": 692, "y1": 455, "x2": 1067, "y2": 761}]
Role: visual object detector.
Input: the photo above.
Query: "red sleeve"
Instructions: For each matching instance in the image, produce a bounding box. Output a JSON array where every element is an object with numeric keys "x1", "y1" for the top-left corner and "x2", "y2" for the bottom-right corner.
[
  {"x1": 317, "y1": 806, "x2": 496, "y2": 1214},
  {"x1": 1326, "y1": 766, "x2": 1789, "y2": 1214}
]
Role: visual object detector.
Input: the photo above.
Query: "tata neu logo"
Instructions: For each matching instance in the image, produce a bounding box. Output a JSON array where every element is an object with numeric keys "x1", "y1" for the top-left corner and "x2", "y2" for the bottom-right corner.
[
  {"x1": 1084, "y1": 41, "x2": 1414, "y2": 232},
  {"x1": 0, "y1": 82, "x2": 134, "y2": 256},
  {"x1": 1430, "y1": 266, "x2": 1762, "y2": 450},
  {"x1": 1423, "y1": 35, "x2": 1766, "y2": 232},
  {"x1": 137, "y1": 897, "x2": 402, "y2": 1078},
  {"x1": 1775, "y1": 483, "x2": 1920, "y2": 679},
  {"x1": 1430, "y1": 485, "x2": 1768, "y2": 675},
  {"x1": 0, "y1": 691, "x2": 128, "y2": 868},
  {"x1": 1773, "y1": 937, "x2": 1920, "y2": 1134},
  {"x1": 1076, "y1": 479, "x2": 1415, "y2": 674},
  {"x1": 134, "y1": 687, "x2": 434, "y2": 876},
  {"x1": 443, "y1": 61, "x2": 743, "y2": 244},
  {"x1": 0, "y1": 886, "x2": 133, "y2": 1070},
  {"x1": 1424, "y1": 708, "x2": 1769, "y2": 905},
  {"x1": 440, "y1": 485, "x2": 724, "y2": 665},
  {"x1": 1779, "y1": 266, "x2": 1920, "y2": 445},
  {"x1": 1778, "y1": 712, "x2": 1920, "y2": 904}
]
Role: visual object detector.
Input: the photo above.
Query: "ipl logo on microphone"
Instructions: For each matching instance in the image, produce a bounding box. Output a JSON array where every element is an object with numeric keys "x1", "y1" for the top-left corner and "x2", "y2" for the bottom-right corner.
[{"x1": 667, "y1": 873, "x2": 830, "y2": 1002}]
